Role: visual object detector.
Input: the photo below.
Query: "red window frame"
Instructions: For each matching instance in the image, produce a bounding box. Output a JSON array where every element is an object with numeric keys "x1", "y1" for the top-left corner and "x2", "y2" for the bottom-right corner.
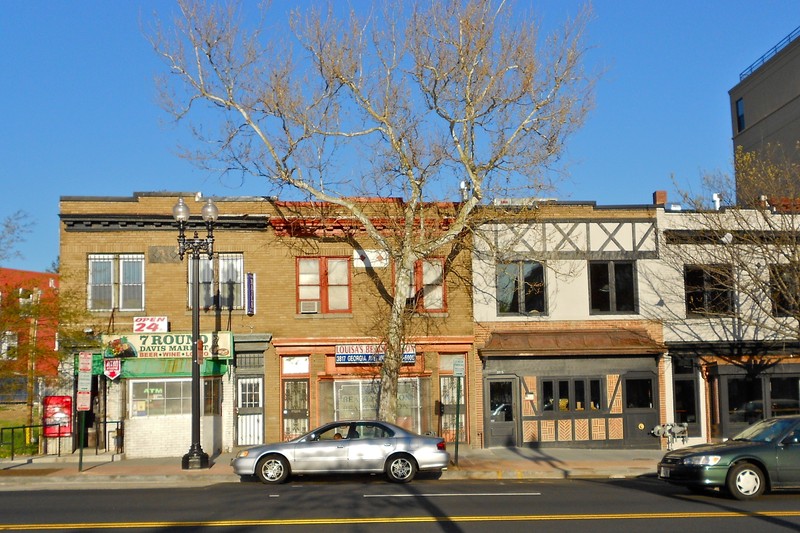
[
  {"x1": 404, "y1": 258, "x2": 447, "y2": 313},
  {"x1": 296, "y1": 257, "x2": 351, "y2": 314}
]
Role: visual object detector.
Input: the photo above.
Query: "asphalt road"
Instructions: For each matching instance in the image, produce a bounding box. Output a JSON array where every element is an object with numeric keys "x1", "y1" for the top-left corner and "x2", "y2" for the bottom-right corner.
[{"x1": 1, "y1": 476, "x2": 799, "y2": 532}]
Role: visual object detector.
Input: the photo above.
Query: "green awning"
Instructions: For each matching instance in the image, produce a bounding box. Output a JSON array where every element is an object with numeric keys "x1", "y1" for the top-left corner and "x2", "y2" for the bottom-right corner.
[{"x1": 121, "y1": 358, "x2": 228, "y2": 378}]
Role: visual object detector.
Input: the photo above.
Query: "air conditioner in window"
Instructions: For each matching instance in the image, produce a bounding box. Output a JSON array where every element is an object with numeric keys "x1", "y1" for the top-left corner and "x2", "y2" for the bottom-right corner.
[{"x1": 299, "y1": 300, "x2": 321, "y2": 314}]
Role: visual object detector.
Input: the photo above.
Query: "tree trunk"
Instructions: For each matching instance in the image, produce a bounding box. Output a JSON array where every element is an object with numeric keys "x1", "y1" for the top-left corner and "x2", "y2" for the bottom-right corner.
[{"x1": 378, "y1": 258, "x2": 413, "y2": 422}]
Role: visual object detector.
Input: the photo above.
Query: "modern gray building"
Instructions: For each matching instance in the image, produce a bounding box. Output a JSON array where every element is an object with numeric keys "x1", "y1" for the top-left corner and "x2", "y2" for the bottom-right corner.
[{"x1": 729, "y1": 25, "x2": 800, "y2": 203}]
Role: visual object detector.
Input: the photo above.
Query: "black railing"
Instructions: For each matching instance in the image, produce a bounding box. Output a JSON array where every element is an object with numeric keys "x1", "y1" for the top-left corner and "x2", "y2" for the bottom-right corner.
[
  {"x1": 0, "y1": 420, "x2": 124, "y2": 460},
  {"x1": 0, "y1": 424, "x2": 61, "y2": 460},
  {"x1": 740, "y1": 25, "x2": 800, "y2": 81}
]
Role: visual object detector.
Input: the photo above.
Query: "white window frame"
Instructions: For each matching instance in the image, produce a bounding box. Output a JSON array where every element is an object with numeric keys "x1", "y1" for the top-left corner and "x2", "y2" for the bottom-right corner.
[
  {"x1": 188, "y1": 253, "x2": 245, "y2": 310},
  {"x1": 88, "y1": 254, "x2": 145, "y2": 311}
]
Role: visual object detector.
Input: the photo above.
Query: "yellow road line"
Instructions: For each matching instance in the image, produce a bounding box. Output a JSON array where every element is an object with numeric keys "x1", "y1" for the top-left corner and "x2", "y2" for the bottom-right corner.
[{"x1": 3, "y1": 511, "x2": 800, "y2": 530}]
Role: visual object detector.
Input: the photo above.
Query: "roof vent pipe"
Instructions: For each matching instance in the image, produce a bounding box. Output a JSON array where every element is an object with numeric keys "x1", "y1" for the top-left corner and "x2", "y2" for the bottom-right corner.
[{"x1": 712, "y1": 193, "x2": 722, "y2": 210}]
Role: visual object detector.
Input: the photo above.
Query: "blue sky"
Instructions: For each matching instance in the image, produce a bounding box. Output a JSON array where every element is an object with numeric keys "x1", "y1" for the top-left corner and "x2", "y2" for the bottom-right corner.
[{"x1": 1, "y1": 1, "x2": 799, "y2": 272}]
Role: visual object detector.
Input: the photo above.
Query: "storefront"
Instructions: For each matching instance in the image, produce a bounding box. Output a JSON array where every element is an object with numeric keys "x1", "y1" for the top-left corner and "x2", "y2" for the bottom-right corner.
[
  {"x1": 480, "y1": 329, "x2": 665, "y2": 449},
  {"x1": 272, "y1": 338, "x2": 473, "y2": 444},
  {"x1": 99, "y1": 331, "x2": 235, "y2": 458}
]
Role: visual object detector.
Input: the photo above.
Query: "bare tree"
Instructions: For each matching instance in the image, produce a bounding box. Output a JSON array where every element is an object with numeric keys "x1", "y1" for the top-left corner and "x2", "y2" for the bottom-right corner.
[
  {"x1": 151, "y1": 0, "x2": 594, "y2": 420},
  {"x1": 0, "y1": 211, "x2": 33, "y2": 267}
]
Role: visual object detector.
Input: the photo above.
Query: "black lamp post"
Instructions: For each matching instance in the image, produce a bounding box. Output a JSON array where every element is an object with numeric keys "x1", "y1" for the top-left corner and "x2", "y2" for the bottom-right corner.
[{"x1": 173, "y1": 196, "x2": 218, "y2": 469}]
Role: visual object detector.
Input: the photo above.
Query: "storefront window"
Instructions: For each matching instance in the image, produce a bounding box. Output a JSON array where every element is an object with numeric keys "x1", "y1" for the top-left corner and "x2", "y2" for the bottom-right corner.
[
  {"x1": 333, "y1": 378, "x2": 422, "y2": 431},
  {"x1": 770, "y1": 377, "x2": 800, "y2": 416},
  {"x1": 625, "y1": 378, "x2": 653, "y2": 409},
  {"x1": 129, "y1": 378, "x2": 221, "y2": 417},
  {"x1": 728, "y1": 377, "x2": 763, "y2": 424},
  {"x1": 541, "y1": 378, "x2": 603, "y2": 413}
]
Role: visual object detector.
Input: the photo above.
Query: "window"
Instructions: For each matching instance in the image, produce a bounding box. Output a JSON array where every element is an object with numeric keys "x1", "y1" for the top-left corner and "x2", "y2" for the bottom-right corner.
[
  {"x1": 407, "y1": 258, "x2": 446, "y2": 312},
  {"x1": 625, "y1": 378, "x2": 653, "y2": 409},
  {"x1": 218, "y1": 253, "x2": 244, "y2": 309},
  {"x1": 735, "y1": 98, "x2": 745, "y2": 132},
  {"x1": 88, "y1": 254, "x2": 145, "y2": 311},
  {"x1": 333, "y1": 378, "x2": 422, "y2": 431},
  {"x1": 541, "y1": 378, "x2": 603, "y2": 413},
  {"x1": 496, "y1": 261, "x2": 546, "y2": 315},
  {"x1": 0, "y1": 331, "x2": 18, "y2": 359},
  {"x1": 589, "y1": 261, "x2": 636, "y2": 314},
  {"x1": 129, "y1": 378, "x2": 220, "y2": 417},
  {"x1": 297, "y1": 257, "x2": 351, "y2": 314},
  {"x1": 684, "y1": 265, "x2": 733, "y2": 317},
  {"x1": 188, "y1": 253, "x2": 244, "y2": 310},
  {"x1": 770, "y1": 264, "x2": 799, "y2": 317},
  {"x1": 203, "y1": 378, "x2": 222, "y2": 415}
]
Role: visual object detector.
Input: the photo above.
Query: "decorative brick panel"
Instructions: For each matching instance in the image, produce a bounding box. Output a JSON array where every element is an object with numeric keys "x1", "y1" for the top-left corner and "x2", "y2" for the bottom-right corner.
[
  {"x1": 522, "y1": 376, "x2": 537, "y2": 416},
  {"x1": 557, "y1": 419, "x2": 573, "y2": 441},
  {"x1": 608, "y1": 418, "x2": 624, "y2": 440},
  {"x1": 591, "y1": 418, "x2": 606, "y2": 440},
  {"x1": 574, "y1": 419, "x2": 589, "y2": 441},
  {"x1": 540, "y1": 420, "x2": 556, "y2": 442},
  {"x1": 523, "y1": 420, "x2": 538, "y2": 443},
  {"x1": 607, "y1": 374, "x2": 622, "y2": 414}
]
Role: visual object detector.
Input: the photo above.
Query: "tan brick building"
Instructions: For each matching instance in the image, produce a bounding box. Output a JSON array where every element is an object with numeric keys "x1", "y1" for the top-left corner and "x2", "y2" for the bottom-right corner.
[{"x1": 59, "y1": 192, "x2": 476, "y2": 458}]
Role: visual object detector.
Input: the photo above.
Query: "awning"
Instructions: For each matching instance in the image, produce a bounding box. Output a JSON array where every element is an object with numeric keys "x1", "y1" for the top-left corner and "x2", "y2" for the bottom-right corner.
[
  {"x1": 480, "y1": 329, "x2": 665, "y2": 357},
  {"x1": 121, "y1": 358, "x2": 229, "y2": 378}
]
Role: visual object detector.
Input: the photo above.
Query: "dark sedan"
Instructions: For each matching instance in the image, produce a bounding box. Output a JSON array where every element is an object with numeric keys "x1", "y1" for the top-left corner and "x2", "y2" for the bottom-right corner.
[
  {"x1": 231, "y1": 420, "x2": 450, "y2": 484},
  {"x1": 658, "y1": 415, "x2": 800, "y2": 499}
]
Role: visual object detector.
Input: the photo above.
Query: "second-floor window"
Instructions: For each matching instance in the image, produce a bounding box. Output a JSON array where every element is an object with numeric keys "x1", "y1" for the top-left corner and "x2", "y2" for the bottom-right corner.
[
  {"x1": 189, "y1": 253, "x2": 244, "y2": 310},
  {"x1": 589, "y1": 261, "x2": 636, "y2": 314},
  {"x1": 88, "y1": 254, "x2": 145, "y2": 311},
  {"x1": 684, "y1": 264, "x2": 733, "y2": 317},
  {"x1": 407, "y1": 258, "x2": 446, "y2": 312},
  {"x1": 297, "y1": 257, "x2": 351, "y2": 314},
  {"x1": 770, "y1": 264, "x2": 799, "y2": 317},
  {"x1": 496, "y1": 260, "x2": 546, "y2": 315}
]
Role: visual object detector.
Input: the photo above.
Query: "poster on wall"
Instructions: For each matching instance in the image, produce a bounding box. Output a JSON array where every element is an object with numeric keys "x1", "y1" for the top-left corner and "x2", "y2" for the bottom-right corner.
[{"x1": 43, "y1": 396, "x2": 72, "y2": 437}]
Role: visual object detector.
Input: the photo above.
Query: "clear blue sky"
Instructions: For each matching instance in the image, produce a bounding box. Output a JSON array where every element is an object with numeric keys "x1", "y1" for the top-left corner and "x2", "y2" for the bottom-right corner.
[{"x1": 1, "y1": 1, "x2": 798, "y2": 272}]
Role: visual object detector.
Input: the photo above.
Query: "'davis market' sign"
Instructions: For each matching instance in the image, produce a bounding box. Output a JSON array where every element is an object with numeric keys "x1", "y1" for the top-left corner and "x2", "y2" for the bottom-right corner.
[
  {"x1": 101, "y1": 332, "x2": 233, "y2": 359},
  {"x1": 335, "y1": 343, "x2": 416, "y2": 364}
]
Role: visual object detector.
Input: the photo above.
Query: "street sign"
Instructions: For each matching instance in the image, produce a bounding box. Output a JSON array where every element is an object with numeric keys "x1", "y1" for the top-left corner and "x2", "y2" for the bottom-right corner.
[
  {"x1": 77, "y1": 352, "x2": 93, "y2": 412},
  {"x1": 453, "y1": 356, "x2": 466, "y2": 377},
  {"x1": 104, "y1": 358, "x2": 121, "y2": 380}
]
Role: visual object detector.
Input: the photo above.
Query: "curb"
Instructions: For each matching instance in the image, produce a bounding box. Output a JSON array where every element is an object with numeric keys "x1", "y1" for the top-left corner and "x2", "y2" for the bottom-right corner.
[{"x1": 0, "y1": 468, "x2": 657, "y2": 491}]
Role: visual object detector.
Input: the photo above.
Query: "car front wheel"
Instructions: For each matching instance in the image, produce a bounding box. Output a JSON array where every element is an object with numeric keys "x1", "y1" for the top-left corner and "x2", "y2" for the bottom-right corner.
[
  {"x1": 726, "y1": 462, "x2": 765, "y2": 500},
  {"x1": 386, "y1": 454, "x2": 417, "y2": 483},
  {"x1": 255, "y1": 455, "x2": 290, "y2": 484}
]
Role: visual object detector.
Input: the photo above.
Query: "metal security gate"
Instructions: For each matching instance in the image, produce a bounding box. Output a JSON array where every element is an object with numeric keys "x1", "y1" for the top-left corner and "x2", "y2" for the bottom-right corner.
[
  {"x1": 283, "y1": 379, "x2": 309, "y2": 440},
  {"x1": 440, "y1": 375, "x2": 466, "y2": 442},
  {"x1": 236, "y1": 377, "x2": 263, "y2": 446}
]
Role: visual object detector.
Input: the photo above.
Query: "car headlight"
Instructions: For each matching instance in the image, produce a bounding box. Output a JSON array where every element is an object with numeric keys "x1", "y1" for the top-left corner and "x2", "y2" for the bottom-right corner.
[
  {"x1": 236, "y1": 450, "x2": 250, "y2": 459},
  {"x1": 682, "y1": 455, "x2": 721, "y2": 466}
]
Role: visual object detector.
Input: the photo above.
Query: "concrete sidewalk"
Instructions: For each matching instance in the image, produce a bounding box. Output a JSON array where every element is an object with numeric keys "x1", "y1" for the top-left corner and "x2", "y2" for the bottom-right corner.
[{"x1": 0, "y1": 446, "x2": 665, "y2": 491}]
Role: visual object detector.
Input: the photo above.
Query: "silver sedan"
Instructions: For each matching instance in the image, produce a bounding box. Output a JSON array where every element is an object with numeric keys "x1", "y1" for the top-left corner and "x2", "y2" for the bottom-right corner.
[{"x1": 231, "y1": 420, "x2": 450, "y2": 484}]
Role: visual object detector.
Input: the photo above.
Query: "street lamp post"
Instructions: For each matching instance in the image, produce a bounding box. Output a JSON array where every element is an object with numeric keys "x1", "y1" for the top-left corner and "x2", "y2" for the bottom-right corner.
[{"x1": 173, "y1": 196, "x2": 218, "y2": 469}]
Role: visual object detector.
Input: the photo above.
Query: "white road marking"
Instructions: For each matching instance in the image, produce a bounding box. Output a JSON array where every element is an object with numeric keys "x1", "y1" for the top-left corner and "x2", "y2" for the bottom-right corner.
[{"x1": 363, "y1": 492, "x2": 541, "y2": 498}]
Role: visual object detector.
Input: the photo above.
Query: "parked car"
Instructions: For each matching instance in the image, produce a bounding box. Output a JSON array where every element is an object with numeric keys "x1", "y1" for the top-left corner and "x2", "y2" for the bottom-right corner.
[
  {"x1": 657, "y1": 415, "x2": 800, "y2": 500},
  {"x1": 231, "y1": 420, "x2": 450, "y2": 484}
]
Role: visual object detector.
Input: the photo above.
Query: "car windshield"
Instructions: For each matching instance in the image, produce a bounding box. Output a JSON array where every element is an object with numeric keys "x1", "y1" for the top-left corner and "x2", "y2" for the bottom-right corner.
[{"x1": 732, "y1": 417, "x2": 798, "y2": 442}]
